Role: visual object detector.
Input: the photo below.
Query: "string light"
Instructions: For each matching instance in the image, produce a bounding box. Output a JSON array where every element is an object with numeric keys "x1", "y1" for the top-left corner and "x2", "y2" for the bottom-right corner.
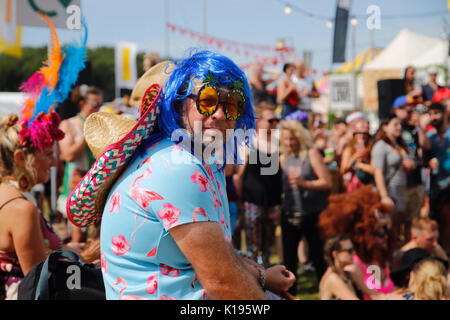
[{"x1": 276, "y1": 0, "x2": 446, "y2": 22}]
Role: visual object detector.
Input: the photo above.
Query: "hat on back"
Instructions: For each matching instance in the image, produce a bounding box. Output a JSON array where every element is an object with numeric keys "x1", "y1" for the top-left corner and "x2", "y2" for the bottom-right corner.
[
  {"x1": 390, "y1": 248, "x2": 430, "y2": 287},
  {"x1": 67, "y1": 61, "x2": 174, "y2": 228}
]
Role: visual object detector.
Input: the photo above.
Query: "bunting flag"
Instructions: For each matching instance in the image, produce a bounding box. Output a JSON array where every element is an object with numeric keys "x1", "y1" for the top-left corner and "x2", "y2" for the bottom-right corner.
[
  {"x1": 165, "y1": 22, "x2": 296, "y2": 69},
  {"x1": 0, "y1": 0, "x2": 22, "y2": 57}
]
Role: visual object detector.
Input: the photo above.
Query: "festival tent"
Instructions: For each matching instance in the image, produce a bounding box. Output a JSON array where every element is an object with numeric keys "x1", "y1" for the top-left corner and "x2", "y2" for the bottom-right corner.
[
  {"x1": 412, "y1": 40, "x2": 449, "y2": 68},
  {"x1": 411, "y1": 40, "x2": 449, "y2": 86},
  {"x1": 335, "y1": 47, "x2": 382, "y2": 73},
  {"x1": 364, "y1": 29, "x2": 440, "y2": 70},
  {"x1": 0, "y1": 92, "x2": 24, "y2": 118},
  {"x1": 362, "y1": 29, "x2": 441, "y2": 110}
]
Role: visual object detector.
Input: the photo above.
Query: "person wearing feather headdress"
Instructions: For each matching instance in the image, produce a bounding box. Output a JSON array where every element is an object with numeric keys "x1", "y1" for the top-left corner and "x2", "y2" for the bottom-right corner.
[{"x1": 0, "y1": 13, "x2": 88, "y2": 300}]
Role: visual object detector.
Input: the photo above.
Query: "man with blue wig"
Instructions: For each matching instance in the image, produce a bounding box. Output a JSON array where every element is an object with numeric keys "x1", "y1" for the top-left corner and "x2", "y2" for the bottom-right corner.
[{"x1": 68, "y1": 50, "x2": 295, "y2": 300}]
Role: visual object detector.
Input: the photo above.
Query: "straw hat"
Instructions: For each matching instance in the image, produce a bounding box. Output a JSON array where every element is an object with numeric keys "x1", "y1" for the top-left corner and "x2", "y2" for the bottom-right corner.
[
  {"x1": 129, "y1": 60, "x2": 174, "y2": 108},
  {"x1": 66, "y1": 61, "x2": 175, "y2": 228}
]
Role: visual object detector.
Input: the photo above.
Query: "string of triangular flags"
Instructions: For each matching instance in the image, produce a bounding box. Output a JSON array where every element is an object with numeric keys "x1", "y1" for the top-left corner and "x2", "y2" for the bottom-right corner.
[{"x1": 166, "y1": 22, "x2": 297, "y2": 69}]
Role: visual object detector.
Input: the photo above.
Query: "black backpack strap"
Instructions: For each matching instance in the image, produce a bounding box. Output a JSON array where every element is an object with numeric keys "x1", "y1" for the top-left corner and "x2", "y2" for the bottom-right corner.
[{"x1": 35, "y1": 250, "x2": 81, "y2": 300}]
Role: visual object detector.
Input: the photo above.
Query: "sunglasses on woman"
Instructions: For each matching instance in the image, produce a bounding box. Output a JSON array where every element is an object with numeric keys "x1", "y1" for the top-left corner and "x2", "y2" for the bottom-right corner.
[
  {"x1": 188, "y1": 84, "x2": 246, "y2": 121},
  {"x1": 338, "y1": 245, "x2": 354, "y2": 253}
]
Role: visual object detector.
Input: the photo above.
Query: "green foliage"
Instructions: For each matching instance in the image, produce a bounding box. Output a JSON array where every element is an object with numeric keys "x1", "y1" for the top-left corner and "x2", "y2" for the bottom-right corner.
[
  {"x1": 0, "y1": 47, "x2": 47, "y2": 92},
  {"x1": 0, "y1": 46, "x2": 149, "y2": 102}
]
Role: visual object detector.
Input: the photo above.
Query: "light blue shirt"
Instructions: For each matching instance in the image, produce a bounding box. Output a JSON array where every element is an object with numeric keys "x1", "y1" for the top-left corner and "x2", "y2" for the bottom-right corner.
[{"x1": 100, "y1": 137, "x2": 231, "y2": 300}]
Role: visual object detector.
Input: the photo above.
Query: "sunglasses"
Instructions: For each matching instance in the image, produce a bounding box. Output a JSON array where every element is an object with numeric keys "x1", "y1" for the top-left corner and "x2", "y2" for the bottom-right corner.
[
  {"x1": 90, "y1": 102, "x2": 102, "y2": 109},
  {"x1": 188, "y1": 84, "x2": 246, "y2": 121},
  {"x1": 339, "y1": 246, "x2": 354, "y2": 253},
  {"x1": 268, "y1": 118, "x2": 280, "y2": 124}
]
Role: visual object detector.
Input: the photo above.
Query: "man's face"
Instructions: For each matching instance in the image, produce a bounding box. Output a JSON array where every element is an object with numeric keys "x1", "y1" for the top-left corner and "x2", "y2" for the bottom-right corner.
[
  {"x1": 418, "y1": 230, "x2": 439, "y2": 252},
  {"x1": 83, "y1": 93, "x2": 103, "y2": 116},
  {"x1": 429, "y1": 73, "x2": 437, "y2": 82},
  {"x1": 395, "y1": 104, "x2": 415, "y2": 122},
  {"x1": 429, "y1": 109, "x2": 444, "y2": 128},
  {"x1": 256, "y1": 110, "x2": 278, "y2": 131}
]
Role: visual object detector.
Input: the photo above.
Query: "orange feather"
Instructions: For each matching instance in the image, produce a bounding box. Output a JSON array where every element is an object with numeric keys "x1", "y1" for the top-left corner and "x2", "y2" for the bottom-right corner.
[{"x1": 37, "y1": 13, "x2": 64, "y2": 89}]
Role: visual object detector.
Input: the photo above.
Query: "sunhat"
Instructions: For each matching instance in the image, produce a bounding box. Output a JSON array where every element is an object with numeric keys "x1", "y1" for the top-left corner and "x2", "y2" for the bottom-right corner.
[
  {"x1": 390, "y1": 248, "x2": 430, "y2": 287},
  {"x1": 66, "y1": 61, "x2": 174, "y2": 228}
]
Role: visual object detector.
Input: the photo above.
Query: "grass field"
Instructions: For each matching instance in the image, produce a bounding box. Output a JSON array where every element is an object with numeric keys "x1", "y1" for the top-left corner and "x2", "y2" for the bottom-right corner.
[{"x1": 296, "y1": 269, "x2": 319, "y2": 300}]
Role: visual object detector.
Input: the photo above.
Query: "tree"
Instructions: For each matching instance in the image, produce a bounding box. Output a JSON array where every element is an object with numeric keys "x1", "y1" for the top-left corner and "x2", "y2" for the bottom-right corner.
[{"x1": 1, "y1": 47, "x2": 151, "y2": 102}]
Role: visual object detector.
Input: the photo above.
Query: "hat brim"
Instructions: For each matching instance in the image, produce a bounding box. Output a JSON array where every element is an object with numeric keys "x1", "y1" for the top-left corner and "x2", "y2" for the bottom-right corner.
[
  {"x1": 66, "y1": 83, "x2": 162, "y2": 228},
  {"x1": 390, "y1": 265, "x2": 412, "y2": 287}
]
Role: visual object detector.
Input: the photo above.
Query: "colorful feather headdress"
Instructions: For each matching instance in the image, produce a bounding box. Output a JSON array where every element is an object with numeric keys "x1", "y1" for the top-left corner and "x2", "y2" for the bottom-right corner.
[{"x1": 18, "y1": 13, "x2": 88, "y2": 153}]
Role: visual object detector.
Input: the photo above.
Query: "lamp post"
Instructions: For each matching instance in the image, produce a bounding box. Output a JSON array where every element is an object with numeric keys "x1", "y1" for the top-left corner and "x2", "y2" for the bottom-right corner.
[
  {"x1": 350, "y1": 16, "x2": 358, "y2": 109},
  {"x1": 164, "y1": 0, "x2": 169, "y2": 57}
]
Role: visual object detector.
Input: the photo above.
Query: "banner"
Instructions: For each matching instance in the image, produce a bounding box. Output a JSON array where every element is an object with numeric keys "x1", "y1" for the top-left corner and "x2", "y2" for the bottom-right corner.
[
  {"x1": 329, "y1": 74, "x2": 355, "y2": 111},
  {"x1": 332, "y1": 0, "x2": 351, "y2": 63},
  {"x1": 0, "y1": 0, "x2": 22, "y2": 57},
  {"x1": 115, "y1": 41, "x2": 137, "y2": 91},
  {"x1": 18, "y1": 0, "x2": 81, "y2": 29}
]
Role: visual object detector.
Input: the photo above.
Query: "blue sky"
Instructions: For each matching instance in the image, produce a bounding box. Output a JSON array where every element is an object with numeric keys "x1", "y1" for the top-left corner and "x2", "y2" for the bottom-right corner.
[{"x1": 20, "y1": 0, "x2": 448, "y2": 77}]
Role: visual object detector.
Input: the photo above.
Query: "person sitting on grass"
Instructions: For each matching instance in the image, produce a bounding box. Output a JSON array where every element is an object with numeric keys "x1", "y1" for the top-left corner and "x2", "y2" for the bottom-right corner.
[{"x1": 319, "y1": 235, "x2": 361, "y2": 300}]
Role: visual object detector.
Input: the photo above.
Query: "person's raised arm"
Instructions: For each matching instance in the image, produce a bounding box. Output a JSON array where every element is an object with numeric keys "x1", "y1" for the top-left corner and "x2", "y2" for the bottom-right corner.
[{"x1": 345, "y1": 260, "x2": 387, "y2": 300}]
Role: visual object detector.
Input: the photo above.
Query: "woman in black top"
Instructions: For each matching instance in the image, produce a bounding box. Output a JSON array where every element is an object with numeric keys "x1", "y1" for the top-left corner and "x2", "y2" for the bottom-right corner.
[{"x1": 234, "y1": 102, "x2": 282, "y2": 266}]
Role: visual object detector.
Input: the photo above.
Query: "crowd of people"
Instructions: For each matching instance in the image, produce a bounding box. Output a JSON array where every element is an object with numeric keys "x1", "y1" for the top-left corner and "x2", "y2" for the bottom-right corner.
[
  {"x1": 0, "y1": 42, "x2": 449, "y2": 300},
  {"x1": 232, "y1": 61, "x2": 449, "y2": 300}
]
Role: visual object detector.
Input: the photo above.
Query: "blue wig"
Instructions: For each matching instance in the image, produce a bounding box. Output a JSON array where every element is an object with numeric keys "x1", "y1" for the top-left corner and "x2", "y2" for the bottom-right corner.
[{"x1": 143, "y1": 50, "x2": 256, "y2": 164}]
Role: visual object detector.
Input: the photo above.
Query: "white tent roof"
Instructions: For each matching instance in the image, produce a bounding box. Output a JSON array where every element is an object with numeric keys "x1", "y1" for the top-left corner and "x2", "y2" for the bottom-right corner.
[
  {"x1": 364, "y1": 29, "x2": 441, "y2": 70},
  {"x1": 0, "y1": 92, "x2": 24, "y2": 118},
  {"x1": 412, "y1": 40, "x2": 449, "y2": 68}
]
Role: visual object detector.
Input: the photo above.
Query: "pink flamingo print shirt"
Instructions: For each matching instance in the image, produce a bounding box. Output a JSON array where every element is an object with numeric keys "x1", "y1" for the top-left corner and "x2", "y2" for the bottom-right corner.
[{"x1": 100, "y1": 138, "x2": 231, "y2": 300}]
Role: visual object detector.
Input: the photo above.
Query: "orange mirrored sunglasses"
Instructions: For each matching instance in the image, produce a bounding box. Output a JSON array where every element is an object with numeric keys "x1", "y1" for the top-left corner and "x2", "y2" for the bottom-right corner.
[{"x1": 188, "y1": 84, "x2": 246, "y2": 121}]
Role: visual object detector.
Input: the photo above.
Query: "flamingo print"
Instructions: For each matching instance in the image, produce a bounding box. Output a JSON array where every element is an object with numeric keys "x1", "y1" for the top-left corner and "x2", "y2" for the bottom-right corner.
[
  {"x1": 159, "y1": 295, "x2": 176, "y2": 300},
  {"x1": 160, "y1": 263, "x2": 180, "y2": 277},
  {"x1": 100, "y1": 252, "x2": 107, "y2": 274},
  {"x1": 146, "y1": 273, "x2": 158, "y2": 295},
  {"x1": 157, "y1": 203, "x2": 181, "y2": 229},
  {"x1": 146, "y1": 247, "x2": 157, "y2": 257},
  {"x1": 212, "y1": 188, "x2": 223, "y2": 211},
  {"x1": 202, "y1": 162, "x2": 215, "y2": 182},
  {"x1": 193, "y1": 207, "x2": 210, "y2": 222},
  {"x1": 111, "y1": 234, "x2": 130, "y2": 256},
  {"x1": 191, "y1": 169, "x2": 210, "y2": 192},
  {"x1": 113, "y1": 277, "x2": 147, "y2": 300},
  {"x1": 109, "y1": 190, "x2": 121, "y2": 213},
  {"x1": 129, "y1": 174, "x2": 164, "y2": 209}
]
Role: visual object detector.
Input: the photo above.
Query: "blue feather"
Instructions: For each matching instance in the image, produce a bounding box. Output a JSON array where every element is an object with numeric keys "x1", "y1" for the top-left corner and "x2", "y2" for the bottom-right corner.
[{"x1": 31, "y1": 20, "x2": 88, "y2": 124}]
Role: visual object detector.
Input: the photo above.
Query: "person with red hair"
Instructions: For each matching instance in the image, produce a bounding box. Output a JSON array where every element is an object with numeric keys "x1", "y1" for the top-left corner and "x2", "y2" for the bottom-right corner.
[{"x1": 318, "y1": 185, "x2": 396, "y2": 299}]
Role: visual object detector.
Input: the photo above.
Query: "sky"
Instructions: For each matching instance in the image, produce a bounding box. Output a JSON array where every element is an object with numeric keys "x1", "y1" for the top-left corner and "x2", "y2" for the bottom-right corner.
[{"x1": 19, "y1": 0, "x2": 449, "y2": 78}]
